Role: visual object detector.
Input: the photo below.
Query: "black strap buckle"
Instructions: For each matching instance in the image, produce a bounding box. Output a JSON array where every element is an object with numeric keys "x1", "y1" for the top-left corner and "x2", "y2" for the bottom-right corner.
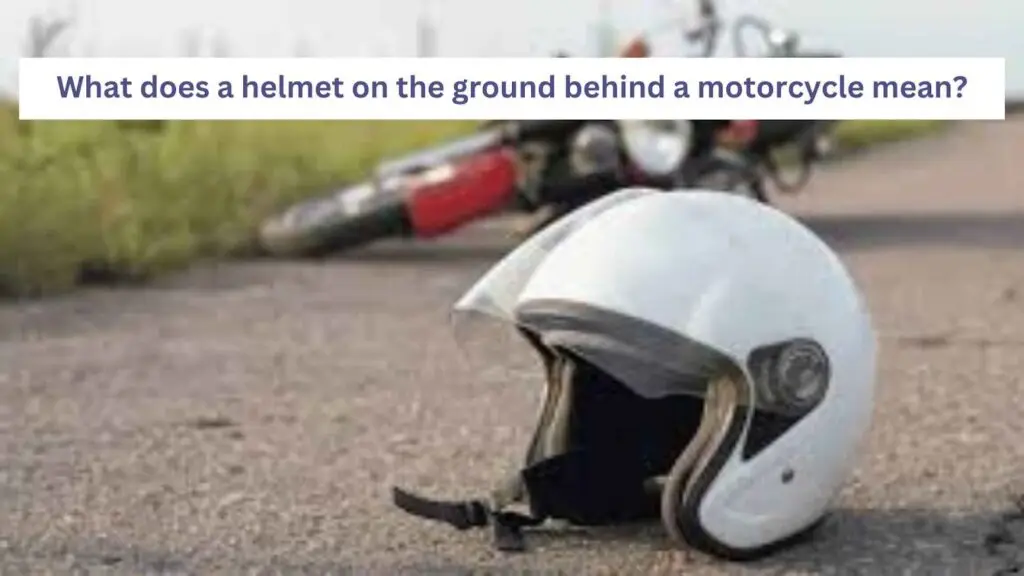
[
  {"x1": 392, "y1": 486, "x2": 489, "y2": 531},
  {"x1": 391, "y1": 486, "x2": 543, "y2": 552}
]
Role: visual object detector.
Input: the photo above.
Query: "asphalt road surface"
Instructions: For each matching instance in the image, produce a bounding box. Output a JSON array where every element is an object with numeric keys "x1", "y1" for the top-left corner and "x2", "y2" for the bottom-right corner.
[{"x1": 1, "y1": 119, "x2": 1022, "y2": 575}]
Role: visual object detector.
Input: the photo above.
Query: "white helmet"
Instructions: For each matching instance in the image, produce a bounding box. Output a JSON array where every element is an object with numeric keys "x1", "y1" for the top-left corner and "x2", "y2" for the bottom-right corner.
[{"x1": 392, "y1": 189, "x2": 877, "y2": 560}]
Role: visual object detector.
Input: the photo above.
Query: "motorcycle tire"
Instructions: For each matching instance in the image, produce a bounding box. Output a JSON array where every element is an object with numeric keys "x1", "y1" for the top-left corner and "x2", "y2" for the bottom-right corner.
[
  {"x1": 258, "y1": 193, "x2": 412, "y2": 258},
  {"x1": 693, "y1": 169, "x2": 769, "y2": 204},
  {"x1": 686, "y1": 151, "x2": 769, "y2": 204},
  {"x1": 761, "y1": 120, "x2": 837, "y2": 195}
]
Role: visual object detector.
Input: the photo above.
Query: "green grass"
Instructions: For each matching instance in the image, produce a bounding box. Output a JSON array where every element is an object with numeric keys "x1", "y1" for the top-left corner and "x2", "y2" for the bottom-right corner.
[
  {"x1": 0, "y1": 104, "x2": 943, "y2": 297},
  {"x1": 832, "y1": 120, "x2": 947, "y2": 153}
]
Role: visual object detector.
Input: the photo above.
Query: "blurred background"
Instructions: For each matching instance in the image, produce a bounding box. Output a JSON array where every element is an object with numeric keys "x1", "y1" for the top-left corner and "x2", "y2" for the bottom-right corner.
[
  {"x1": 0, "y1": 1, "x2": 1017, "y2": 298},
  {"x1": 0, "y1": 0, "x2": 1018, "y2": 291},
  {"x1": 3, "y1": 0, "x2": 1021, "y2": 90}
]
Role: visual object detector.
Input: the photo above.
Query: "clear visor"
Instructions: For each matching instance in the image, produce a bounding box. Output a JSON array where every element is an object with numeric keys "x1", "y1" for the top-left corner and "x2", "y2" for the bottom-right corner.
[
  {"x1": 453, "y1": 298, "x2": 733, "y2": 401},
  {"x1": 450, "y1": 187, "x2": 733, "y2": 399},
  {"x1": 450, "y1": 305, "x2": 547, "y2": 388},
  {"x1": 450, "y1": 189, "x2": 650, "y2": 386}
]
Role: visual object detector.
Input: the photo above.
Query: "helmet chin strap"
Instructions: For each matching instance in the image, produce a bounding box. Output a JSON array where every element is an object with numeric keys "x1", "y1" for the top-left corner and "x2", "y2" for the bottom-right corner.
[
  {"x1": 390, "y1": 359, "x2": 745, "y2": 555},
  {"x1": 660, "y1": 373, "x2": 745, "y2": 548},
  {"x1": 391, "y1": 485, "x2": 543, "y2": 552},
  {"x1": 390, "y1": 356, "x2": 575, "y2": 553}
]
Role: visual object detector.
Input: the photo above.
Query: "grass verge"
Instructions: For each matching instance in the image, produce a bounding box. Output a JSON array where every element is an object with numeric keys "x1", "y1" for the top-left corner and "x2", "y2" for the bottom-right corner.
[
  {"x1": 831, "y1": 120, "x2": 947, "y2": 154},
  {"x1": 1, "y1": 107, "x2": 943, "y2": 298}
]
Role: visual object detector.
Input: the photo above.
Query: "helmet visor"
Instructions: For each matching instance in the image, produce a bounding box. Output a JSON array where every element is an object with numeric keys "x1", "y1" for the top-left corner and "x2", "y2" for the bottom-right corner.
[
  {"x1": 450, "y1": 188, "x2": 659, "y2": 382},
  {"x1": 450, "y1": 187, "x2": 734, "y2": 400}
]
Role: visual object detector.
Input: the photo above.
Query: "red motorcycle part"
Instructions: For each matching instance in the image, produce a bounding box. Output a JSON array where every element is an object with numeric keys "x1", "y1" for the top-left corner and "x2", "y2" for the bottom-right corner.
[
  {"x1": 718, "y1": 120, "x2": 761, "y2": 148},
  {"x1": 405, "y1": 147, "x2": 520, "y2": 238}
]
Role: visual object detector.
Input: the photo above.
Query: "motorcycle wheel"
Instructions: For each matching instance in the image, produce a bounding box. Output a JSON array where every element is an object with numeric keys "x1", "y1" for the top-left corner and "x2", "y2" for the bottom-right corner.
[
  {"x1": 258, "y1": 190, "x2": 412, "y2": 258},
  {"x1": 694, "y1": 169, "x2": 768, "y2": 203},
  {"x1": 688, "y1": 152, "x2": 769, "y2": 204}
]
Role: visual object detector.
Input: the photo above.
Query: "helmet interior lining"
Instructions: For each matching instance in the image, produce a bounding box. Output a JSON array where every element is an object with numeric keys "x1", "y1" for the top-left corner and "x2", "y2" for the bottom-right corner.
[{"x1": 511, "y1": 299, "x2": 823, "y2": 557}]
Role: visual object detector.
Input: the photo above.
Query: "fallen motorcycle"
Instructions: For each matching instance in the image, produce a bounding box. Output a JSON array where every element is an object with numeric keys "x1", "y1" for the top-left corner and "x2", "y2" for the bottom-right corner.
[
  {"x1": 256, "y1": 3, "x2": 841, "y2": 258},
  {"x1": 256, "y1": 118, "x2": 761, "y2": 257}
]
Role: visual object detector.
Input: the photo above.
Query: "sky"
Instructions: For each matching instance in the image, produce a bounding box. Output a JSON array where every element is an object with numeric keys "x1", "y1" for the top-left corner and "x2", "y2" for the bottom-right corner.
[{"x1": 1, "y1": 0, "x2": 1021, "y2": 95}]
